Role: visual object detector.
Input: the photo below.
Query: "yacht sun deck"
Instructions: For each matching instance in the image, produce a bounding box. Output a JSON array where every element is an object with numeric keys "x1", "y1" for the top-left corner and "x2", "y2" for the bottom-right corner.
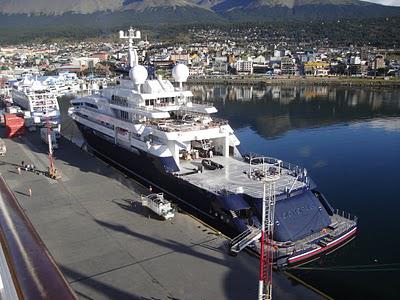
[
  {"x1": 176, "y1": 156, "x2": 307, "y2": 199},
  {"x1": 148, "y1": 117, "x2": 228, "y2": 133}
]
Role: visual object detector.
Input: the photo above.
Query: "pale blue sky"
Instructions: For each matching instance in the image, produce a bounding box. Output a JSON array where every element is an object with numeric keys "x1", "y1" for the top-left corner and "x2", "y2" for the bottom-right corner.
[{"x1": 363, "y1": 0, "x2": 400, "y2": 6}]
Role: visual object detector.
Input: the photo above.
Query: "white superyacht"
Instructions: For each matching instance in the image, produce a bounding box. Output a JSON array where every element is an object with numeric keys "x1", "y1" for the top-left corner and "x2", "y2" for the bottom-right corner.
[{"x1": 68, "y1": 28, "x2": 357, "y2": 267}]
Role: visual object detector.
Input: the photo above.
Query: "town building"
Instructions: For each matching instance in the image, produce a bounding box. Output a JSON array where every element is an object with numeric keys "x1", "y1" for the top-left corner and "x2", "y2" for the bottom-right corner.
[
  {"x1": 281, "y1": 55, "x2": 296, "y2": 75},
  {"x1": 236, "y1": 59, "x2": 253, "y2": 74}
]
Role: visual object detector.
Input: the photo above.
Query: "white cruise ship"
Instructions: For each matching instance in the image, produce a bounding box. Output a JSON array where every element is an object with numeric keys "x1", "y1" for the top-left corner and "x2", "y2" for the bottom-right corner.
[{"x1": 11, "y1": 76, "x2": 61, "y2": 131}]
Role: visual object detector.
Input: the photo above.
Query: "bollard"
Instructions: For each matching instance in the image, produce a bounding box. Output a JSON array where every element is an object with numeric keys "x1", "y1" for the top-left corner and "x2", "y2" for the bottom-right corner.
[{"x1": 28, "y1": 188, "x2": 32, "y2": 197}]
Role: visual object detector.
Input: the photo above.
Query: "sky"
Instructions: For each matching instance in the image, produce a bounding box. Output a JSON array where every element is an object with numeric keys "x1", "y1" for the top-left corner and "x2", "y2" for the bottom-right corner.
[{"x1": 363, "y1": 0, "x2": 400, "y2": 6}]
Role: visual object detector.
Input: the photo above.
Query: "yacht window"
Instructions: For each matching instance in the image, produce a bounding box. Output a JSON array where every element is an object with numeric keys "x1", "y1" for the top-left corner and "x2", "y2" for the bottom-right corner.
[
  {"x1": 85, "y1": 103, "x2": 98, "y2": 109},
  {"x1": 120, "y1": 110, "x2": 129, "y2": 120},
  {"x1": 111, "y1": 95, "x2": 128, "y2": 107}
]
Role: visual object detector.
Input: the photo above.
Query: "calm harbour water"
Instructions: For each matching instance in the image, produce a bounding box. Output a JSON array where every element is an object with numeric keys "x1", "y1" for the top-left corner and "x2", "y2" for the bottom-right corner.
[{"x1": 191, "y1": 85, "x2": 400, "y2": 300}]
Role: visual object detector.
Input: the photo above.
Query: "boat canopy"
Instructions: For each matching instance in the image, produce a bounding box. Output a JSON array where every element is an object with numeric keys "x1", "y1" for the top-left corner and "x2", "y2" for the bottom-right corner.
[{"x1": 274, "y1": 190, "x2": 331, "y2": 242}]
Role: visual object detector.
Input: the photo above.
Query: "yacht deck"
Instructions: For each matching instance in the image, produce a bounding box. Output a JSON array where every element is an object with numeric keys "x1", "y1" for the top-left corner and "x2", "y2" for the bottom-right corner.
[
  {"x1": 149, "y1": 117, "x2": 228, "y2": 133},
  {"x1": 176, "y1": 156, "x2": 307, "y2": 199}
]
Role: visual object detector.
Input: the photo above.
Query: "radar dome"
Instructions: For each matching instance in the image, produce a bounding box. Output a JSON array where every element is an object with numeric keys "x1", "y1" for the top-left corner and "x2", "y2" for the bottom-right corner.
[
  {"x1": 31, "y1": 80, "x2": 44, "y2": 91},
  {"x1": 172, "y1": 64, "x2": 189, "y2": 83},
  {"x1": 129, "y1": 65, "x2": 148, "y2": 85}
]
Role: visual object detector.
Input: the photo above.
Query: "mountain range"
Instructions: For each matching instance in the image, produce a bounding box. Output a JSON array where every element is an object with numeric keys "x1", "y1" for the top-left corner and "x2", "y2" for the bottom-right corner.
[
  {"x1": 0, "y1": 0, "x2": 399, "y2": 42},
  {"x1": 0, "y1": 0, "x2": 399, "y2": 19}
]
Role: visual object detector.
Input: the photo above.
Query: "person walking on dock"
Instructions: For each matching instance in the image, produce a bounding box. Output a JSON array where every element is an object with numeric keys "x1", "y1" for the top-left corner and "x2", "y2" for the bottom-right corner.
[{"x1": 28, "y1": 188, "x2": 32, "y2": 197}]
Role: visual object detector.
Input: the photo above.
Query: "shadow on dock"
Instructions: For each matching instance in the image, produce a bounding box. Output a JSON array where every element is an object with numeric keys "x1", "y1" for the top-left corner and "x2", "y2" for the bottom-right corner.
[
  {"x1": 111, "y1": 198, "x2": 167, "y2": 221},
  {"x1": 61, "y1": 266, "x2": 143, "y2": 300},
  {"x1": 0, "y1": 125, "x2": 323, "y2": 300}
]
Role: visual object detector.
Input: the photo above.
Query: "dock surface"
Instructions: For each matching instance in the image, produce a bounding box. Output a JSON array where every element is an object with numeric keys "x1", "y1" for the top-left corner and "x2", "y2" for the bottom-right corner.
[{"x1": 0, "y1": 129, "x2": 323, "y2": 300}]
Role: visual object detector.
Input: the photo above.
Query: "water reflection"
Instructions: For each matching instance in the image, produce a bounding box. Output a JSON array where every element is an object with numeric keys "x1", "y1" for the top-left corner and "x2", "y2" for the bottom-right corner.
[
  {"x1": 190, "y1": 85, "x2": 400, "y2": 138},
  {"x1": 190, "y1": 85, "x2": 400, "y2": 299},
  {"x1": 353, "y1": 118, "x2": 400, "y2": 132}
]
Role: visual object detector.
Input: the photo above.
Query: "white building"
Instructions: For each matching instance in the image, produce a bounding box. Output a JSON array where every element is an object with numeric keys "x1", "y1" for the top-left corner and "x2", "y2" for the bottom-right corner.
[
  {"x1": 274, "y1": 50, "x2": 284, "y2": 58},
  {"x1": 189, "y1": 66, "x2": 204, "y2": 76},
  {"x1": 236, "y1": 60, "x2": 253, "y2": 74},
  {"x1": 350, "y1": 56, "x2": 361, "y2": 65},
  {"x1": 253, "y1": 55, "x2": 266, "y2": 64},
  {"x1": 213, "y1": 56, "x2": 228, "y2": 74},
  {"x1": 71, "y1": 57, "x2": 100, "y2": 70}
]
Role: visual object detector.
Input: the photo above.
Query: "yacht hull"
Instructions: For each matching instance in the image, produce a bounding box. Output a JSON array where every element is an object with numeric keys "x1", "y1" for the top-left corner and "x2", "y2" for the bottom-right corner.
[
  {"x1": 76, "y1": 123, "x2": 230, "y2": 230},
  {"x1": 75, "y1": 122, "x2": 357, "y2": 268}
]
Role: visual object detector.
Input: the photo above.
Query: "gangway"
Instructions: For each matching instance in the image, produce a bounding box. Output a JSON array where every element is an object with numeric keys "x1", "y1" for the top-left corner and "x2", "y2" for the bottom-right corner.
[{"x1": 230, "y1": 226, "x2": 261, "y2": 254}]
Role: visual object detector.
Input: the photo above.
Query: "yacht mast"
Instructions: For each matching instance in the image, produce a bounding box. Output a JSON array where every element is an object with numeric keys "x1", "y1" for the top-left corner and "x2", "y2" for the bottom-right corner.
[{"x1": 119, "y1": 27, "x2": 141, "y2": 68}]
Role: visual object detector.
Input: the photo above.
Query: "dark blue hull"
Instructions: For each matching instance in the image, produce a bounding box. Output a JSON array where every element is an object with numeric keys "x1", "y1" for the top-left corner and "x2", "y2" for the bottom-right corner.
[
  {"x1": 75, "y1": 122, "x2": 358, "y2": 267},
  {"x1": 77, "y1": 123, "x2": 236, "y2": 234}
]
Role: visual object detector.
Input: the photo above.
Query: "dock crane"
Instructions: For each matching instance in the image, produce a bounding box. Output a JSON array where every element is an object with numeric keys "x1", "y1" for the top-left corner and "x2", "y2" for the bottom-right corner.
[{"x1": 46, "y1": 119, "x2": 60, "y2": 180}]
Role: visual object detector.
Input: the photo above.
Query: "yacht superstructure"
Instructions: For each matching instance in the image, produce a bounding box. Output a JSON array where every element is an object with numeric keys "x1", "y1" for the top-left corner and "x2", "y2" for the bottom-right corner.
[
  {"x1": 11, "y1": 76, "x2": 61, "y2": 131},
  {"x1": 68, "y1": 28, "x2": 357, "y2": 267},
  {"x1": 40, "y1": 72, "x2": 83, "y2": 97}
]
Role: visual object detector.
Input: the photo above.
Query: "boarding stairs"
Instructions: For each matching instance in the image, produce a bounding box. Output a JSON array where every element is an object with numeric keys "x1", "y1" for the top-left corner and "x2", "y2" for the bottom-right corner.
[{"x1": 230, "y1": 226, "x2": 261, "y2": 254}]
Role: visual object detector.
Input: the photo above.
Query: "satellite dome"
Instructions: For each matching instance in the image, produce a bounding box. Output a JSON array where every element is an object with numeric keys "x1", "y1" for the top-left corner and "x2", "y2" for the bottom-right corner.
[
  {"x1": 31, "y1": 80, "x2": 44, "y2": 91},
  {"x1": 22, "y1": 76, "x2": 33, "y2": 86},
  {"x1": 172, "y1": 64, "x2": 189, "y2": 83},
  {"x1": 129, "y1": 65, "x2": 148, "y2": 85}
]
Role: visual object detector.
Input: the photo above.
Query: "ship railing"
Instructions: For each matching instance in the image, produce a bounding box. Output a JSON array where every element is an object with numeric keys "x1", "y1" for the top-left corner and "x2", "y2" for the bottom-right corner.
[
  {"x1": 334, "y1": 208, "x2": 358, "y2": 223},
  {"x1": 246, "y1": 153, "x2": 310, "y2": 187},
  {"x1": 274, "y1": 186, "x2": 310, "y2": 201},
  {"x1": 278, "y1": 210, "x2": 358, "y2": 256},
  {"x1": 0, "y1": 176, "x2": 77, "y2": 299},
  {"x1": 279, "y1": 242, "x2": 319, "y2": 257},
  {"x1": 278, "y1": 229, "x2": 327, "y2": 256},
  {"x1": 148, "y1": 118, "x2": 227, "y2": 133}
]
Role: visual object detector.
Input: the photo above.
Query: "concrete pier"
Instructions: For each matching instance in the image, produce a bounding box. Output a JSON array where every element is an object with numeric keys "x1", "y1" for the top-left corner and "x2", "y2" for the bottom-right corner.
[{"x1": 0, "y1": 130, "x2": 324, "y2": 300}]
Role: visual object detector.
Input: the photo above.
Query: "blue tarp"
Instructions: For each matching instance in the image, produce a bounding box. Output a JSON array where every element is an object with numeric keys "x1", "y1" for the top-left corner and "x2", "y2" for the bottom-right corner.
[
  {"x1": 273, "y1": 190, "x2": 331, "y2": 242},
  {"x1": 249, "y1": 190, "x2": 332, "y2": 242}
]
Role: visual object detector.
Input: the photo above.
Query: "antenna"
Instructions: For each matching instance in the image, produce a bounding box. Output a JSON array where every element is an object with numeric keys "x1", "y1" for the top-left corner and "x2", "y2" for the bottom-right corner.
[{"x1": 119, "y1": 27, "x2": 142, "y2": 68}]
